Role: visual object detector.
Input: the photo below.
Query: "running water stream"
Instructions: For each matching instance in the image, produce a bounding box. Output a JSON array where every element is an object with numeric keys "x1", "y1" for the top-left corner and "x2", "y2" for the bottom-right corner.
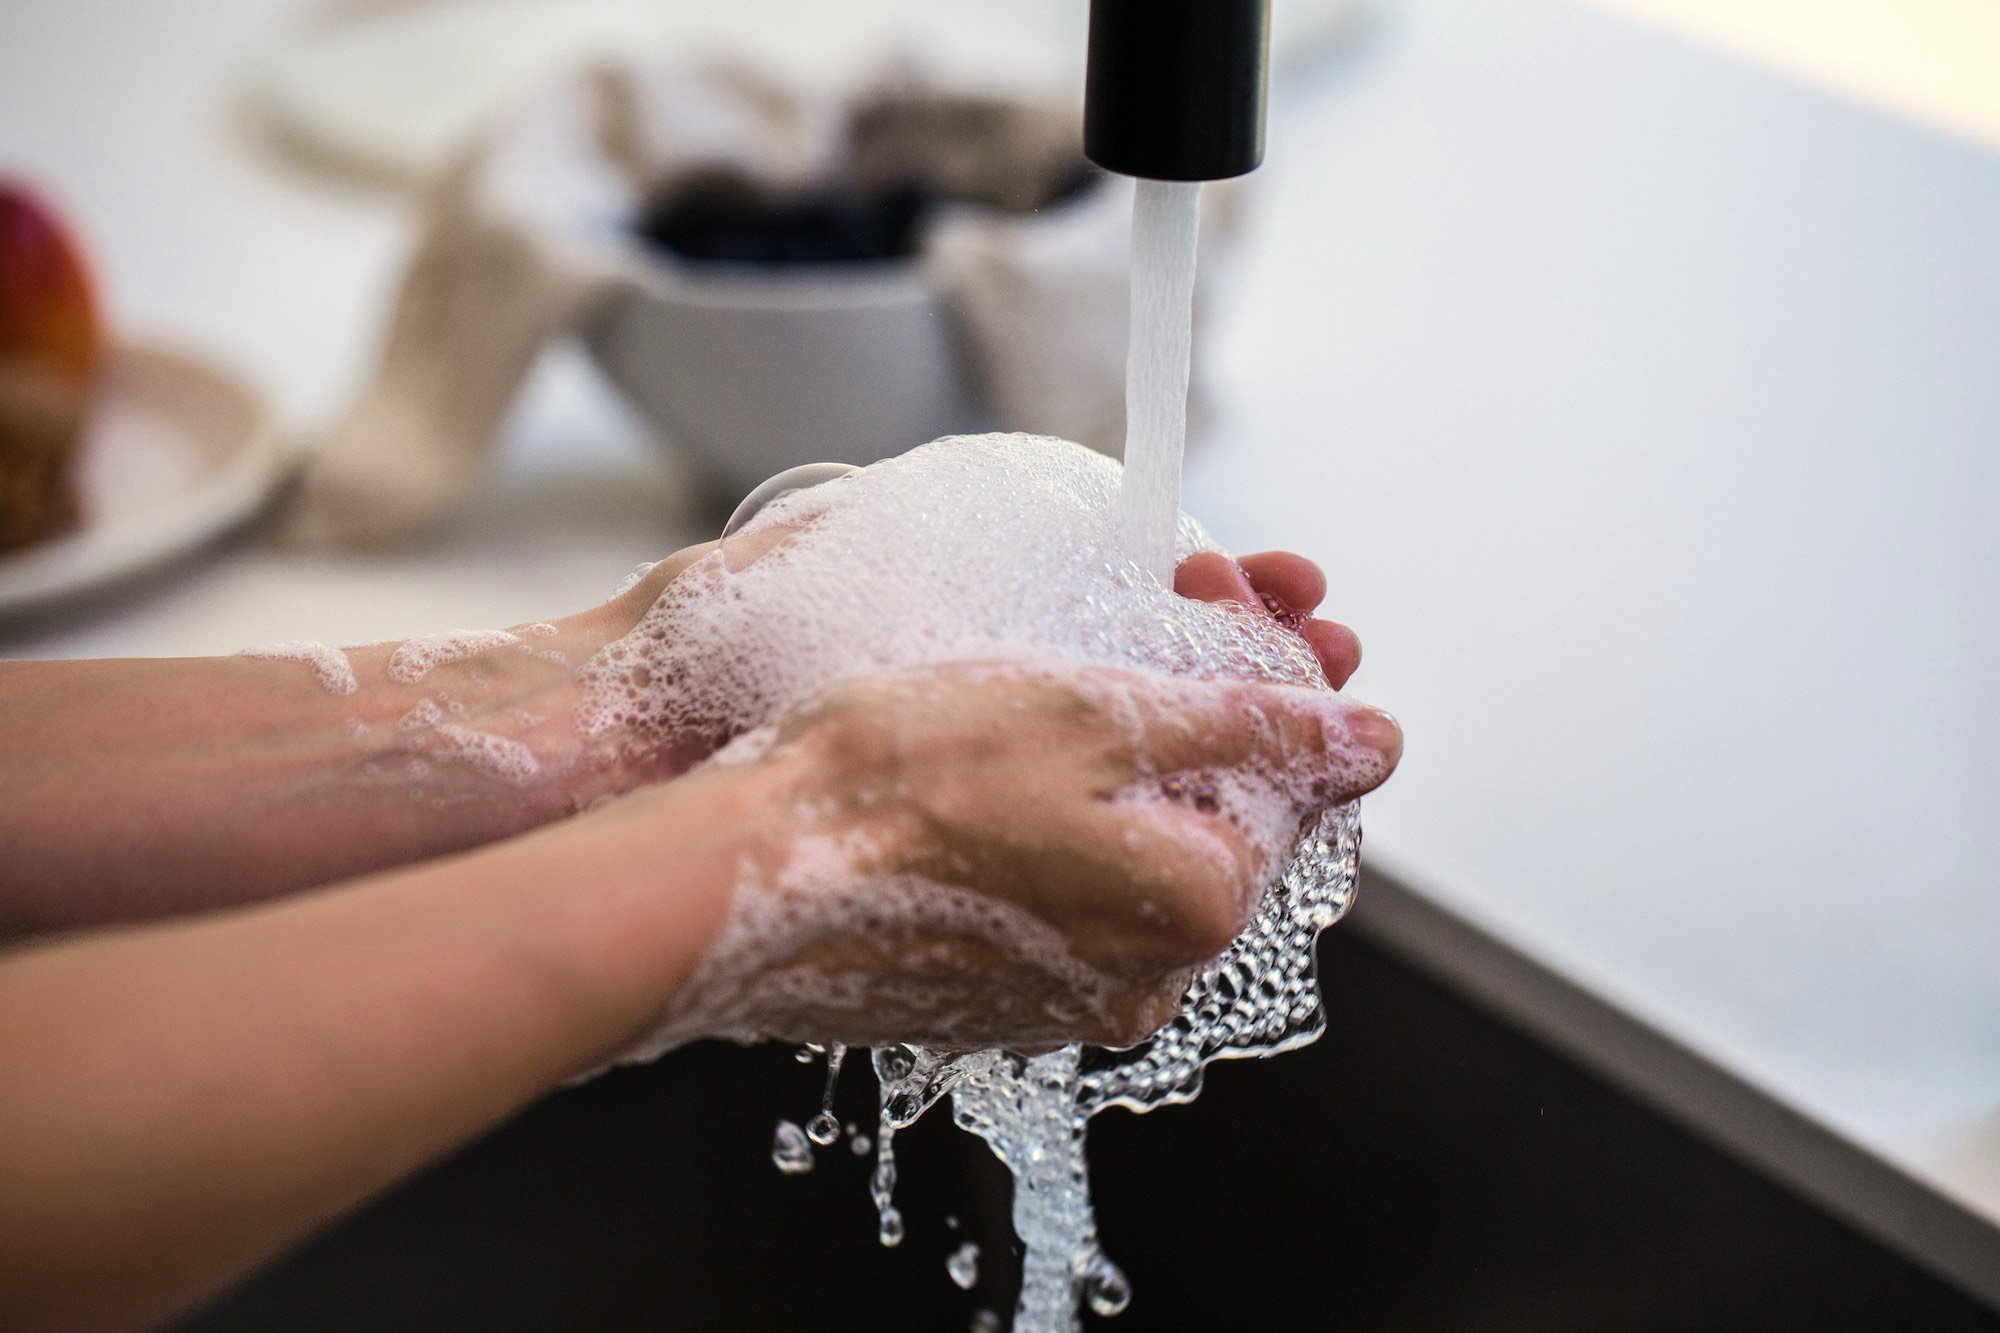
[
  {"x1": 1117, "y1": 179, "x2": 1204, "y2": 587},
  {"x1": 755, "y1": 180, "x2": 1369, "y2": 1331}
]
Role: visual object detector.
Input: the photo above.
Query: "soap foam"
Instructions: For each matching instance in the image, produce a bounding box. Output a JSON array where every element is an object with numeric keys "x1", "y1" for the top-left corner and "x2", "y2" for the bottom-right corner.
[
  {"x1": 397, "y1": 698, "x2": 444, "y2": 731},
  {"x1": 428, "y1": 721, "x2": 540, "y2": 784},
  {"x1": 387, "y1": 629, "x2": 523, "y2": 684},
  {"x1": 613, "y1": 561, "x2": 659, "y2": 597},
  {"x1": 577, "y1": 434, "x2": 1375, "y2": 1331},
  {"x1": 238, "y1": 641, "x2": 358, "y2": 696},
  {"x1": 576, "y1": 434, "x2": 1330, "y2": 751}
]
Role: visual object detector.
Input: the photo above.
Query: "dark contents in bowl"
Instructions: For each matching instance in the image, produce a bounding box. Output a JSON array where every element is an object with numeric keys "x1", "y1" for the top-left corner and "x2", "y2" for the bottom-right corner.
[
  {"x1": 635, "y1": 85, "x2": 1100, "y2": 268},
  {"x1": 636, "y1": 167, "x2": 935, "y2": 265}
]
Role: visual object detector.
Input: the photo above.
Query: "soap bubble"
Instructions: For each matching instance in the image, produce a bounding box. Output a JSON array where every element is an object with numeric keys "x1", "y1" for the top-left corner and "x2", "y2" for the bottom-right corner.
[{"x1": 237, "y1": 641, "x2": 357, "y2": 696}]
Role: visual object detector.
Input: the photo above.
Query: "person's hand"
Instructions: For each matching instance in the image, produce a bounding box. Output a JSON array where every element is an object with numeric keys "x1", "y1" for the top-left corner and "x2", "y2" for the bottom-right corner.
[
  {"x1": 337, "y1": 529, "x2": 1395, "y2": 1055},
  {"x1": 586, "y1": 537, "x2": 1366, "y2": 765},
  {"x1": 1175, "y1": 549, "x2": 1362, "y2": 688},
  {"x1": 653, "y1": 657, "x2": 1401, "y2": 1053},
  {"x1": 608, "y1": 541, "x2": 1363, "y2": 687},
  {"x1": 0, "y1": 533, "x2": 1400, "y2": 1330},
  {"x1": 309, "y1": 538, "x2": 732, "y2": 827}
]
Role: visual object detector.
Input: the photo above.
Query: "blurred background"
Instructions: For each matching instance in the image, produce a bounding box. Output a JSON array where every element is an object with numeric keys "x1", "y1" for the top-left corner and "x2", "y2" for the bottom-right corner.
[{"x1": 3, "y1": 0, "x2": 2000, "y2": 1327}]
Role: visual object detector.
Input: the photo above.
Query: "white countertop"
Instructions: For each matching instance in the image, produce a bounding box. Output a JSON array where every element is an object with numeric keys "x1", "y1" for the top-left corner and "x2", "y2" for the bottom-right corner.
[
  {"x1": 1186, "y1": 0, "x2": 2000, "y2": 1238},
  {"x1": 3, "y1": 0, "x2": 1997, "y2": 1295}
]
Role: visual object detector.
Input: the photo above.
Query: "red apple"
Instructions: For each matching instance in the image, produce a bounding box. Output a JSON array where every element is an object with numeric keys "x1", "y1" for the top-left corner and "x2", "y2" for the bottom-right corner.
[
  {"x1": 0, "y1": 182, "x2": 101, "y2": 383},
  {"x1": 0, "y1": 184, "x2": 99, "y2": 550}
]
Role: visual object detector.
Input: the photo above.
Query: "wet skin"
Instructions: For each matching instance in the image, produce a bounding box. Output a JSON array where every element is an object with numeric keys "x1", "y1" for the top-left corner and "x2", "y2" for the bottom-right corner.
[{"x1": 0, "y1": 542, "x2": 1400, "y2": 1331}]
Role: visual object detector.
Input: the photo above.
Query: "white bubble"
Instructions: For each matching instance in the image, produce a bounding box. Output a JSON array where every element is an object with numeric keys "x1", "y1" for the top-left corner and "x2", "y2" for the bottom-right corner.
[
  {"x1": 613, "y1": 561, "x2": 658, "y2": 597},
  {"x1": 387, "y1": 629, "x2": 522, "y2": 684},
  {"x1": 398, "y1": 698, "x2": 443, "y2": 731},
  {"x1": 238, "y1": 641, "x2": 357, "y2": 696},
  {"x1": 429, "y1": 722, "x2": 539, "y2": 785}
]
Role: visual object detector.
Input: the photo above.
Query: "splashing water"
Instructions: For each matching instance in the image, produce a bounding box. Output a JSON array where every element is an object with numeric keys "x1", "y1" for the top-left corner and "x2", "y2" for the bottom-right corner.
[
  {"x1": 751, "y1": 179, "x2": 1361, "y2": 1330},
  {"x1": 774, "y1": 802, "x2": 1363, "y2": 1329},
  {"x1": 871, "y1": 802, "x2": 1361, "y2": 1331},
  {"x1": 947, "y1": 1241, "x2": 982, "y2": 1291},
  {"x1": 770, "y1": 1119, "x2": 814, "y2": 1176},
  {"x1": 592, "y1": 178, "x2": 1357, "y2": 1327},
  {"x1": 806, "y1": 1043, "x2": 845, "y2": 1146}
]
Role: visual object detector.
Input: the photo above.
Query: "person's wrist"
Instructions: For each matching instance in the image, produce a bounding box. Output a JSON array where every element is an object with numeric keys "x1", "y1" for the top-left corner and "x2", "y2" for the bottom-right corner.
[
  {"x1": 497, "y1": 738, "x2": 822, "y2": 1055},
  {"x1": 327, "y1": 626, "x2": 627, "y2": 842},
  {"x1": 571, "y1": 541, "x2": 718, "y2": 643},
  {"x1": 316, "y1": 538, "x2": 727, "y2": 859}
]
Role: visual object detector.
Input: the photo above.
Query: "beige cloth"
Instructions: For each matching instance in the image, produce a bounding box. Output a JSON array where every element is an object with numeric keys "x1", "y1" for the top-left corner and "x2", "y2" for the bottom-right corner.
[{"x1": 284, "y1": 60, "x2": 1232, "y2": 548}]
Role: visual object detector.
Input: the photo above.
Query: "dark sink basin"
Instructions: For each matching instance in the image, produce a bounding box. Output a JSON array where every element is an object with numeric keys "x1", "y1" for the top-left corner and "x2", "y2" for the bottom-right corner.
[{"x1": 174, "y1": 920, "x2": 2000, "y2": 1332}]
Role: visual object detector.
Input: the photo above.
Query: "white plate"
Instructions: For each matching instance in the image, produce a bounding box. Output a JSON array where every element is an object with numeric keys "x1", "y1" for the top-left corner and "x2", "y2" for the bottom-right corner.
[
  {"x1": 248, "y1": 0, "x2": 1366, "y2": 185},
  {"x1": 0, "y1": 342, "x2": 292, "y2": 618}
]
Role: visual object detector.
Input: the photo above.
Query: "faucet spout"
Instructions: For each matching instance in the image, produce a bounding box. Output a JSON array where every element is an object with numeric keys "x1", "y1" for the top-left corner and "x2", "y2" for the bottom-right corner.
[{"x1": 1084, "y1": 0, "x2": 1271, "y2": 183}]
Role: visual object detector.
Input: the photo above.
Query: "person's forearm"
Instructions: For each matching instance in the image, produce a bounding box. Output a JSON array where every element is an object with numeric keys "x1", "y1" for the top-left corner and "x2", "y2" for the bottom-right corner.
[
  {"x1": 0, "y1": 654, "x2": 540, "y2": 933},
  {"x1": 0, "y1": 554, "x2": 712, "y2": 937},
  {"x1": 0, "y1": 754, "x2": 776, "y2": 1333}
]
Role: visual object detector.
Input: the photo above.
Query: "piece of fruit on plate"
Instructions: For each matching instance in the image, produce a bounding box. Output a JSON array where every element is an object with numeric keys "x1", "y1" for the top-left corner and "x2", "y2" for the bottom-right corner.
[{"x1": 0, "y1": 182, "x2": 104, "y2": 552}]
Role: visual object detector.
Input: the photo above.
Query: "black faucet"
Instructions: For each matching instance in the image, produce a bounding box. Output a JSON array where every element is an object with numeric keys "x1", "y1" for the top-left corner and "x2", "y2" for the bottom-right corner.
[{"x1": 1084, "y1": 0, "x2": 1272, "y2": 182}]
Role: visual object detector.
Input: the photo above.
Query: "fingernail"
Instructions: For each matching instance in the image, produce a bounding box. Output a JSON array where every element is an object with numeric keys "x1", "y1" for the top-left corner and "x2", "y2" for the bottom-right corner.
[{"x1": 1345, "y1": 707, "x2": 1402, "y2": 759}]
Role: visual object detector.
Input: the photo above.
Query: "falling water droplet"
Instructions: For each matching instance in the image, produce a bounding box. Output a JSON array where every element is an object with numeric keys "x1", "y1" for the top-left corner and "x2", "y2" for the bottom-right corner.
[
  {"x1": 806, "y1": 1043, "x2": 846, "y2": 1146},
  {"x1": 869, "y1": 1117, "x2": 902, "y2": 1245},
  {"x1": 877, "y1": 1206, "x2": 905, "y2": 1247},
  {"x1": 1083, "y1": 1254, "x2": 1131, "y2": 1317},
  {"x1": 770, "y1": 1119, "x2": 813, "y2": 1175},
  {"x1": 968, "y1": 1310, "x2": 1003, "y2": 1333},
  {"x1": 850, "y1": 1134, "x2": 872, "y2": 1156},
  {"x1": 793, "y1": 1046, "x2": 815, "y2": 1064},
  {"x1": 946, "y1": 1241, "x2": 981, "y2": 1290}
]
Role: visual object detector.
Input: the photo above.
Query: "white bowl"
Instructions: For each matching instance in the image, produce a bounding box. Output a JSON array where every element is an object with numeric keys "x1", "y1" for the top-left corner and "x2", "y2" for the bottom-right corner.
[{"x1": 582, "y1": 255, "x2": 985, "y2": 500}]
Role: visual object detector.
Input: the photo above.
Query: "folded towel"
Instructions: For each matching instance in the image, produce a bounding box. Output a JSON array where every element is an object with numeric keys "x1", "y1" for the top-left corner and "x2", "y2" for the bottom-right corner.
[{"x1": 284, "y1": 59, "x2": 1234, "y2": 548}]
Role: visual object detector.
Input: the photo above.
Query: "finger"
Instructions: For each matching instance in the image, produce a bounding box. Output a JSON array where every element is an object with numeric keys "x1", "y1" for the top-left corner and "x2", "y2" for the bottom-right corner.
[
  {"x1": 1074, "y1": 676, "x2": 1398, "y2": 969},
  {"x1": 604, "y1": 541, "x2": 717, "y2": 620},
  {"x1": 1173, "y1": 551, "x2": 1257, "y2": 605},
  {"x1": 720, "y1": 523, "x2": 800, "y2": 572},
  {"x1": 1235, "y1": 551, "x2": 1326, "y2": 615},
  {"x1": 1300, "y1": 618, "x2": 1362, "y2": 689},
  {"x1": 1119, "y1": 675, "x2": 1401, "y2": 806},
  {"x1": 1092, "y1": 797, "x2": 1266, "y2": 965}
]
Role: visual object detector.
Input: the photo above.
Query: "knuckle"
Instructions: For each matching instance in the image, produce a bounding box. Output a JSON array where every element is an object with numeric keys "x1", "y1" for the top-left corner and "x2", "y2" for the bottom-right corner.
[{"x1": 1180, "y1": 893, "x2": 1251, "y2": 961}]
